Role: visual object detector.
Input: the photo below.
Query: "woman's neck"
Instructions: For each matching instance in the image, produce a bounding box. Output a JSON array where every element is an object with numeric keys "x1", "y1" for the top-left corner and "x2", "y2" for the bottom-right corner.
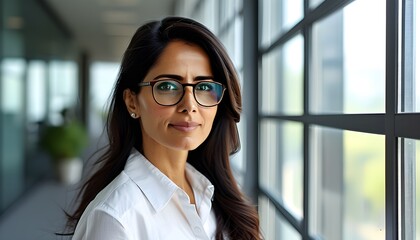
[{"x1": 142, "y1": 144, "x2": 195, "y2": 204}]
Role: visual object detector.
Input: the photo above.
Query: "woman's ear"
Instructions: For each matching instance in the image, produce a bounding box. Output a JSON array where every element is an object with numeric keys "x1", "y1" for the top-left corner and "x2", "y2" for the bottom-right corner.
[{"x1": 123, "y1": 89, "x2": 140, "y2": 118}]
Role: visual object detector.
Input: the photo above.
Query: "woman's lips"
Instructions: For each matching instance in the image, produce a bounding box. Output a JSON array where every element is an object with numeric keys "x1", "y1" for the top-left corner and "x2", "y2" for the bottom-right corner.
[{"x1": 170, "y1": 122, "x2": 199, "y2": 132}]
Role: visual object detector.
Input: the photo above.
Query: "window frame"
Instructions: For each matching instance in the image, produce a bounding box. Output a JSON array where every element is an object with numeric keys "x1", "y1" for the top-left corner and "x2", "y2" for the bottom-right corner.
[{"x1": 257, "y1": 0, "x2": 419, "y2": 239}]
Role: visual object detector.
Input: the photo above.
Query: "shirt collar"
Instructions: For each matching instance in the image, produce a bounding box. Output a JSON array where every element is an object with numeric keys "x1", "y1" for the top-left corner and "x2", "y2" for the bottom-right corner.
[
  {"x1": 185, "y1": 163, "x2": 215, "y2": 204},
  {"x1": 123, "y1": 149, "x2": 214, "y2": 213},
  {"x1": 124, "y1": 150, "x2": 177, "y2": 212}
]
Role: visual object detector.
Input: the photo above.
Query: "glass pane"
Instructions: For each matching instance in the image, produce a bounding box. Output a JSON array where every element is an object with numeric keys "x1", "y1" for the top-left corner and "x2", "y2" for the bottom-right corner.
[
  {"x1": 26, "y1": 61, "x2": 48, "y2": 183},
  {"x1": 260, "y1": 0, "x2": 303, "y2": 47},
  {"x1": 417, "y1": 1, "x2": 420, "y2": 112},
  {"x1": 259, "y1": 196, "x2": 302, "y2": 240},
  {"x1": 260, "y1": 120, "x2": 303, "y2": 218},
  {"x1": 27, "y1": 60, "x2": 47, "y2": 122},
  {"x1": 191, "y1": 0, "x2": 217, "y2": 33},
  {"x1": 48, "y1": 61, "x2": 78, "y2": 125},
  {"x1": 234, "y1": 16, "x2": 243, "y2": 70},
  {"x1": 0, "y1": 58, "x2": 26, "y2": 210},
  {"x1": 261, "y1": 35, "x2": 303, "y2": 115},
  {"x1": 219, "y1": 0, "x2": 242, "y2": 27},
  {"x1": 400, "y1": 0, "x2": 420, "y2": 112},
  {"x1": 89, "y1": 62, "x2": 119, "y2": 137},
  {"x1": 219, "y1": 16, "x2": 243, "y2": 69},
  {"x1": 231, "y1": 119, "x2": 246, "y2": 184},
  {"x1": 310, "y1": 0, "x2": 386, "y2": 114},
  {"x1": 282, "y1": 0, "x2": 303, "y2": 31},
  {"x1": 231, "y1": 69, "x2": 245, "y2": 184},
  {"x1": 400, "y1": 138, "x2": 420, "y2": 239},
  {"x1": 309, "y1": 126, "x2": 385, "y2": 240}
]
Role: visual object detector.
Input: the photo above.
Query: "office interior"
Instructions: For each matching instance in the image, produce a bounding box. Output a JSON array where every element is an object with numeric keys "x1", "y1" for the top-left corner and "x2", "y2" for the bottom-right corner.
[{"x1": 0, "y1": 0, "x2": 420, "y2": 239}]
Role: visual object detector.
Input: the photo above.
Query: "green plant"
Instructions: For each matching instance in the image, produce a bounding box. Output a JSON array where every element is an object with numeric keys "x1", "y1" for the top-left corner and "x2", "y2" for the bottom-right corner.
[{"x1": 40, "y1": 121, "x2": 88, "y2": 162}]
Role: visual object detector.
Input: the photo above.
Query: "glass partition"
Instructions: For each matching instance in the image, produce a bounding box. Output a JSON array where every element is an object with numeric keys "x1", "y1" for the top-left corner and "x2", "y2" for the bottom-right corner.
[
  {"x1": 400, "y1": 138, "x2": 420, "y2": 239},
  {"x1": 309, "y1": 126, "x2": 385, "y2": 240},
  {"x1": 259, "y1": 195, "x2": 302, "y2": 240},
  {"x1": 260, "y1": 0, "x2": 303, "y2": 47},
  {"x1": 48, "y1": 61, "x2": 78, "y2": 125},
  {"x1": 400, "y1": 0, "x2": 420, "y2": 112},
  {"x1": 310, "y1": 0, "x2": 386, "y2": 114},
  {"x1": 260, "y1": 120, "x2": 303, "y2": 218},
  {"x1": 0, "y1": 58, "x2": 25, "y2": 209},
  {"x1": 261, "y1": 35, "x2": 303, "y2": 115}
]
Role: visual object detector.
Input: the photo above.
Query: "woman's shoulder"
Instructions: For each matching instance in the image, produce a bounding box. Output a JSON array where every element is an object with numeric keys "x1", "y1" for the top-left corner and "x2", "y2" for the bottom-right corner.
[{"x1": 84, "y1": 171, "x2": 146, "y2": 219}]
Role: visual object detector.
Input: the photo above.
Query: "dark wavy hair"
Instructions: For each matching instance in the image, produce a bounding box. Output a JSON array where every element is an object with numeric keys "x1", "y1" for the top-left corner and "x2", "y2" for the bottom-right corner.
[{"x1": 67, "y1": 16, "x2": 260, "y2": 239}]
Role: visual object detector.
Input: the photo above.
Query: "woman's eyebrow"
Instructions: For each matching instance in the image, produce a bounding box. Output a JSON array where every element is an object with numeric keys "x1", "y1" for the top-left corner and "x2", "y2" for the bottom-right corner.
[
  {"x1": 194, "y1": 76, "x2": 214, "y2": 81},
  {"x1": 153, "y1": 74, "x2": 214, "y2": 81},
  {"x1": 153, "y1": 74, "x2": 182, "y2": 80}
]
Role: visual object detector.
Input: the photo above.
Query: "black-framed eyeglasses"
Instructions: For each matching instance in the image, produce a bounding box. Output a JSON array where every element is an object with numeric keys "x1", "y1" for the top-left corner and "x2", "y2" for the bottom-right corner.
[{"x1": 138, "y1": 79, "x2": 226, "y2": 107}]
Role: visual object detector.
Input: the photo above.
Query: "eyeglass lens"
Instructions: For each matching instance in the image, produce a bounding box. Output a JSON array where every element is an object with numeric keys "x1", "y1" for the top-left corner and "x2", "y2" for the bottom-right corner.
[{"x1": 153, "y1": 80, "x2": 224, "y2": 106}]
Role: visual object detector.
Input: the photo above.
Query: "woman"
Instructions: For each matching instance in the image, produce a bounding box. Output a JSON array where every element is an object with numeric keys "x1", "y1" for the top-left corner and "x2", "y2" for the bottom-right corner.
[{"x1": 68, "y1": 16, "x2": 261, "y2": 239}]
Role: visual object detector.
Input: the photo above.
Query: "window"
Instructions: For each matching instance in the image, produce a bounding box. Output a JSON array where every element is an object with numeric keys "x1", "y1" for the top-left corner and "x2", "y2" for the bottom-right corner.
[
  {"x1": 48, "y1": 61, "x2": 78, "y2": 125},
  {"x1": 261, "y1": 35, "x2": 303, "y2": 115},
  {"x1": 260, "y1": 0, "x2": 304, "y2": 47},
  {"x1": 400, "y1": 1, "x2": 420, "y2": 239},
  {"x1": 310, "y1": 127, "x2": 385, "y2": 239},
  {"x1": 400, "y1": 138, "x2": 420, "y2": 239},
  {"x1": 260, "y1": 120, "x2": 303, "y2": 218},
  {"x1": 310, "y1": 0, "x2": 386, "y2": 114},
  {"x1": 400, "y1": 0, "x2": 420, "y2": 113},
  {"x1": 0, "y1": 59, "x2": 25, "y2": 210},
  {"x1": 27, "y1": 61, "x2": 47, "y2": 123},
  {"x1": 89, "y1": 62, "x2": 120, "y2": 137},
  {"x1": 258, "y1": 0, "x2": 417, "y2": 239},
  {"x1": 259, "y1": 195, "x2": 302, "y2": 240}
]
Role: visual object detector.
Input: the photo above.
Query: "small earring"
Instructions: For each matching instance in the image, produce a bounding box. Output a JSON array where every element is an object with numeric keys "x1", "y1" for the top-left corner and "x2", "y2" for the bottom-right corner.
[{"x1": 130, "y1": 113, "x2": 137, "y2": 118}]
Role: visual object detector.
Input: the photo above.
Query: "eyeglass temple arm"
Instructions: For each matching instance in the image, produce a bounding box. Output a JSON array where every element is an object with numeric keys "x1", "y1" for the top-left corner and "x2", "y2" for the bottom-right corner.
[{"x1": 138, "y1": 82, "x2": 151, "y2": 87}]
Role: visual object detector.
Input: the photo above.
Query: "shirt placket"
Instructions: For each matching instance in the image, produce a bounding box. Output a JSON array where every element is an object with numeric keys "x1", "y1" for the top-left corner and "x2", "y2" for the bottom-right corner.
[{"x1": 177, "y1": 190, "x2": 210, "y2": 240}]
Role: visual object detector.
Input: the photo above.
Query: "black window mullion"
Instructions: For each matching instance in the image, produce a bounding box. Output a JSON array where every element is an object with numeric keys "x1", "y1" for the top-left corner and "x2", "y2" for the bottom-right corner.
[
  {"x1": 395, "y1": 113, "x2": 420, "y2": 139},
  {"x1": 303, "y1": 0, "x2": 310, "y2": 239},
  {"x1": 385, "y1": 0, "x2": 400, "y2": 239},
  {"x1": 242, "y1": 0, "x2": 259, "y2": 204},
  {"x1": 260, "y1": 114, "x2": 386, "y2": 135}
]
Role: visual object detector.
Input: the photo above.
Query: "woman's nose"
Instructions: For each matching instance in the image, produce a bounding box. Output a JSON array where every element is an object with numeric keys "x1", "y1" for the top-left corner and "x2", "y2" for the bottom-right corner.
[{"x1": 178, "y1": 86, "x2": 197, "y2": 113}]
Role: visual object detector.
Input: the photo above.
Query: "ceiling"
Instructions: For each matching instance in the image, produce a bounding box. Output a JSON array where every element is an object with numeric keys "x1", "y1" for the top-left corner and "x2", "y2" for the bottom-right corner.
[{"x1": 44, "y1": 0, "x2": 176, "y2": 62}]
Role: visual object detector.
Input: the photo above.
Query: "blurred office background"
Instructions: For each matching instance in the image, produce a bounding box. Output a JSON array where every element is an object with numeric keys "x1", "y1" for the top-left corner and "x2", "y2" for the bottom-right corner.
[{"x1": 0, "y1": 0, "x2": 420, "y2": 239}]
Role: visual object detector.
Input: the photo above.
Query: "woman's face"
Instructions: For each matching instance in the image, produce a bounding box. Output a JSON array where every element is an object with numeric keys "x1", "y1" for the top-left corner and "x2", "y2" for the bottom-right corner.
[{"x1": 130, "y1": 40, "x2": 218, "y2": 152}]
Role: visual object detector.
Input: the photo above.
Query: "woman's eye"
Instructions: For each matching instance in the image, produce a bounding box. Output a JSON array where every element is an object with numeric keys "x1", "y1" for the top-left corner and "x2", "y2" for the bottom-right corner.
[
  {"x1": 196, "y1": 83, "x2": 214, "y2": 91},
  {"x1": 156, "y1": 81, "x2": 179, "y2": 91}
]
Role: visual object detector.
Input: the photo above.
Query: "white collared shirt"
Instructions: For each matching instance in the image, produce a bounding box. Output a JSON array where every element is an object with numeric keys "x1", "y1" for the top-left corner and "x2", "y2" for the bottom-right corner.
[{"x1": 72, "y1": 149, "x2": 216, "y2": 240}]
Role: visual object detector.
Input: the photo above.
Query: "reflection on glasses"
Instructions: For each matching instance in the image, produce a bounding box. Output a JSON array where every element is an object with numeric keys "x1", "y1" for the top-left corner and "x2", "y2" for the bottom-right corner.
[{"x1": 138, "y1": 79, "x2": 226, "y2": 107}]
